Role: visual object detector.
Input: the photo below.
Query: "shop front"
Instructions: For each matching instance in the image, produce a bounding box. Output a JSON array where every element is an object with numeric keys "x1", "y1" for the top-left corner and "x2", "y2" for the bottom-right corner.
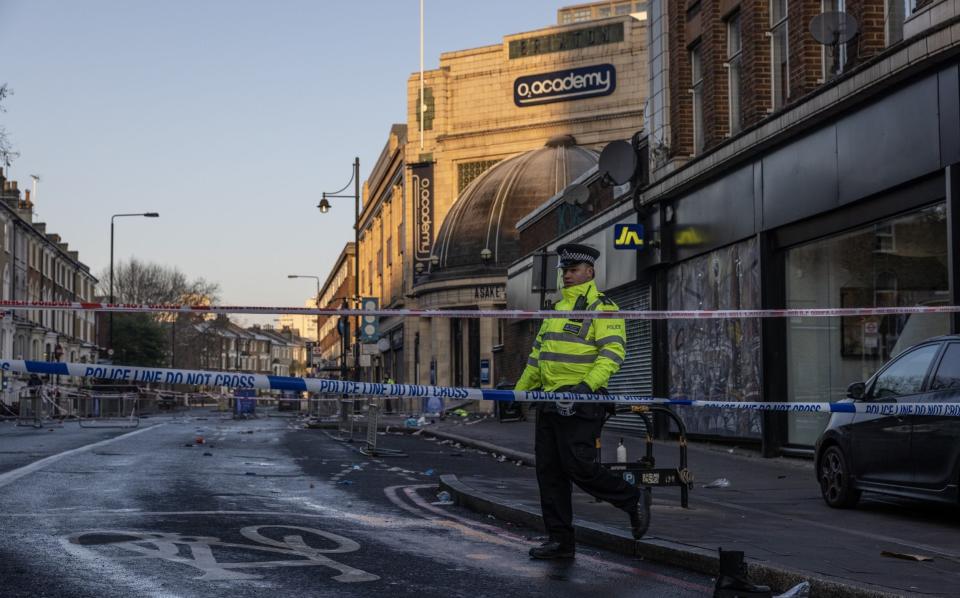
[{"x1": 637, "y1": 62, "x2": 960, "y2": 454}]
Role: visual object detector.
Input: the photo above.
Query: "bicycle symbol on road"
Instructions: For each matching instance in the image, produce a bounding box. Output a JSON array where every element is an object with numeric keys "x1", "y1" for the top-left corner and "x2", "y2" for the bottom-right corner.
[{"x1": 64, "y1": 525, "x2": 379, "y2": 582}]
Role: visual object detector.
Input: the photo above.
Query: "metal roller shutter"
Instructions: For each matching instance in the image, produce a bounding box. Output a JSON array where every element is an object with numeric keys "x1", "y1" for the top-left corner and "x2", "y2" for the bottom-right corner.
[{"x1": 604, "y1": 282, "x2": 652, "y2": 435}]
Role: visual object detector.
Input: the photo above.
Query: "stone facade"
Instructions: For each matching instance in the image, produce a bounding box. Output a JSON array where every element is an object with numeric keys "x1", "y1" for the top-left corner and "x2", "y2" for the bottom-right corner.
[
  {"x1": 0, "y1": 172, "x2": 99, "y2": 403},
  {"x1": 404, "y1": 14, "x2": 646, "y2": 399},
  {"x1": 348, "y1": 11, "x2": 650, "y2": 408}
]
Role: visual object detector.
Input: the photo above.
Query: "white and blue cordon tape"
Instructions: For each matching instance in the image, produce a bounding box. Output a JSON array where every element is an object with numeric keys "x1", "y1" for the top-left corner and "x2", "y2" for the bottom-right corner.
[{"x1": 7, "y1": 359, "x2": 960, "y2": 418}]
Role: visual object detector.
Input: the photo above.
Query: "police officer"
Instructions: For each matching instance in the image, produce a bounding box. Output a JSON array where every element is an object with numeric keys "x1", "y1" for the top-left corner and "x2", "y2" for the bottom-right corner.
[{"x1": 515, "y1": 243, "x2": 651, "y2": 559}]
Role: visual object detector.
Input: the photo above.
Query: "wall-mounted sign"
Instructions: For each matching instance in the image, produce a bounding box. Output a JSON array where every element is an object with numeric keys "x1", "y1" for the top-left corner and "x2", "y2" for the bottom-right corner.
[
  {"x1": 411, "y1": 162, "x2": 434, "y2": 264},
  {"x1": 613, "y1": 223, "x2": 644, "y2": 250},
  {"x1": 474, "y1": 285, "x2": 504, "y2": 300},
  {"x1": 508, "y1": 23, "x2": 624, "y2": 59},
  {"x1": 480, "y1": 358, "x2": 490, "y2": 384},
  {"x1": 514, "y1": 64, "x2": 616, "y2": 107}
]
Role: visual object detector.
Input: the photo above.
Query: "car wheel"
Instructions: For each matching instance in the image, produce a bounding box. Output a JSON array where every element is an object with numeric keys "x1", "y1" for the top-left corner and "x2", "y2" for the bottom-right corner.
[{"x1": 819, "y1": 445, "x2": 861, "y2": 508}]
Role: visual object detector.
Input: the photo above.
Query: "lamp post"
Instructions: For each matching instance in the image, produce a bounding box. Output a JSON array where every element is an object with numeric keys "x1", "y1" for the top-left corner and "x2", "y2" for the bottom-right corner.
[
  {"x1": 109, "y1": 212, "x2": 159, "y2": 356},
  {"x1": 318, "y1": 157, "x2": 360, "y2": 380},
  {"x1": 287, "y1": 274, "x2": 321, "y2": 373}
]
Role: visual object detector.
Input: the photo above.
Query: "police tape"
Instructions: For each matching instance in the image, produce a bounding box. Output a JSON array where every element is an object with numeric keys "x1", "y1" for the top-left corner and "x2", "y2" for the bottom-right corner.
[
  {"x1": 0, "y1": 299, "x2": 958, "y2": 320},
  {"x1": 7, "y1": 359, "x2": 960, "y2": 418}
]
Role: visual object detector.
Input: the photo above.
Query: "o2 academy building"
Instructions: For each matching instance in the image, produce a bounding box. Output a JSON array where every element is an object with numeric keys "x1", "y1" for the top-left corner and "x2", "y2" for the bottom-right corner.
[{"x1": 385, "y1": 9, "x2": 648, "y2": 409}]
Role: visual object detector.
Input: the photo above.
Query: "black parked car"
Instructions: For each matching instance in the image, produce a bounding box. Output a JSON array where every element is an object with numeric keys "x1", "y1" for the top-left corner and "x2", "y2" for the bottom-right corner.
[{"x1": 815, "y1": 335, "x2": 960, "y2": 508}]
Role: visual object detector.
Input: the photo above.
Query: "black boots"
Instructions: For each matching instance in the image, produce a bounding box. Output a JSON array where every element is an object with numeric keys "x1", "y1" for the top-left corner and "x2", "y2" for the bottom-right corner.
[
  {"x1": 528, "y1": 541, "x2": 575, "y2": 559},
  {"x1": 713, "y1": 548, "x2": 772, "y2": 598},
  {"x1": 627, "y1": 487, "x2": 652, "y2": 539}
]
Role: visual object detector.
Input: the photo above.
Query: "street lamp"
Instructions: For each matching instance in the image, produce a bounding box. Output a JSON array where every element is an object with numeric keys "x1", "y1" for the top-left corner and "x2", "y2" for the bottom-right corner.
[
  {"x1": 318, "y1": 157, "x2": 360, "y2": 379},
  {"x1": 109, "y1": 212, "x2": 159, "y2": 355},
  {"x1": 287, "y1": 274, "x2": 321, "y2": 372}
]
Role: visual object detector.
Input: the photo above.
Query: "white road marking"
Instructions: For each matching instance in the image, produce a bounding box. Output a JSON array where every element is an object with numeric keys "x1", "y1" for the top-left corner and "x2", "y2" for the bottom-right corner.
[
  {"x1": 0, "y1": 424, "x2": 164, "y2": 489},
  {"x1": 62, "y1": 524, "x2": 379, "y2": 583}
]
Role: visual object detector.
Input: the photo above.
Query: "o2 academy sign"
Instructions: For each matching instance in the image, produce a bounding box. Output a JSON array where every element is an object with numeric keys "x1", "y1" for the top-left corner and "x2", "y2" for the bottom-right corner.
[
  {"x1": 411, "y1": 162, "x2": 434, "y2": 265},
  {"x1": 513, "y1": 64, "x2": 616, "y2": 107}
]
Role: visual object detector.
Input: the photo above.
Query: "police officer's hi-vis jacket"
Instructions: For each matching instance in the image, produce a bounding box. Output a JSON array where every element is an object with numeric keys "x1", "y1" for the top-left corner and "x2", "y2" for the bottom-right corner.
[{"x1": 514, "y1": 279, "x2": 626, "y2": 393}]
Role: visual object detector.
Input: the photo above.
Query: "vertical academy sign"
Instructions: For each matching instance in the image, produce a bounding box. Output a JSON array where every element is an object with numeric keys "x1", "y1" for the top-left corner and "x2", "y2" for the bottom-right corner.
[{"x1": 412, "y1": 162, "x2": 434, "y2": 265}]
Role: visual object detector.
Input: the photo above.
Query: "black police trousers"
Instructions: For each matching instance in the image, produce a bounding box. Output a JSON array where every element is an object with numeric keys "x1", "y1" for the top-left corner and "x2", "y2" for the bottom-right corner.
[{"x1": 535, "y1": 407, "x2": 640, "y2": 547}]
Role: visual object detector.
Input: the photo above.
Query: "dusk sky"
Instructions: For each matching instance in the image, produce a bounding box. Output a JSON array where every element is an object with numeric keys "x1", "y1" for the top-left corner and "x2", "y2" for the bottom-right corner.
[{"x1": 0, "y1": 0, "x2": 566, "y2": 325}]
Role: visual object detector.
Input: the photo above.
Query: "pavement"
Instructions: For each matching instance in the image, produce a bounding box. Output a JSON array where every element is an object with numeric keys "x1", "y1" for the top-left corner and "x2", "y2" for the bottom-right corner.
[{"x1": 369, "y1": 412, "x2": 960, "y2": 598}]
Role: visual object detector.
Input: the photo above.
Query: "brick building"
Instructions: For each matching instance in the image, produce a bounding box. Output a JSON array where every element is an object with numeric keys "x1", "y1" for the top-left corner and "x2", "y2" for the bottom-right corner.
[
  {"x1": 654, "y1": 0, "x2": 904, "y2": 172},
  {"x1": 504, "y1": 1, "x2": 960, "y2": 452}
]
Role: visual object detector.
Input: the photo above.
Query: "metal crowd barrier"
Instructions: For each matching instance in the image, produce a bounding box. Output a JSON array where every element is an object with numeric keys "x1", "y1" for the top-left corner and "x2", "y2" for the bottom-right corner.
[
  {"x1": 76, "y1": 387, "x2": 140, "y2": 429},
  {"x1": 309, "y1": 395, "x2": 341, "y2": 420},
  {"x1": 359, "y1": 401, "x2": 407, "y2": 458},
  {"x1": 15, "y1": 387, "x2": 66, "y2": 428},
  {"x1": 334, "y1": 398, "x2": 364, "y2": 441}
]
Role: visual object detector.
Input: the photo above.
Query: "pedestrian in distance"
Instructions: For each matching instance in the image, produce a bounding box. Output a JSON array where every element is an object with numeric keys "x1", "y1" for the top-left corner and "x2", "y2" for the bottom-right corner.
[
  {"x1": 27, "y1": 373, "x2": 42, "y2": 397},
  {"x1": 514, "y1": 243, "x2": 651, "y2": 560}
]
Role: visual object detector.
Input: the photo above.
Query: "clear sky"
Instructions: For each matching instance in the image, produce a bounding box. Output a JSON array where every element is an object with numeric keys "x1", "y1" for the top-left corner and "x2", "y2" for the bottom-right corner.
[{"x1": 0, "y1": 0, "x2": 567, "y2": 325}]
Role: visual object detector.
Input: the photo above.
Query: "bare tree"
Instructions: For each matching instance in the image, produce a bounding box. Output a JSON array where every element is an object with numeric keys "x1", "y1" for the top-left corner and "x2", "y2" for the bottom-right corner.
[
  {"x1": 97, "y1": 258, "x2": 220, "y2": 306},
  {"x1": 0, "y1": 84, "x2": 18, "y2": 169},
  {"x1": 97, "y1": 259, "x2": 223, "y2": 370}
]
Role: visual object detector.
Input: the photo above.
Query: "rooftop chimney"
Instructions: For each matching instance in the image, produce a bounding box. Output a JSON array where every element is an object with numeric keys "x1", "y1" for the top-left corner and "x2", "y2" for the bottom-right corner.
[{"x1": 30, "y1": 174, "x2": 39, "y2": 204}]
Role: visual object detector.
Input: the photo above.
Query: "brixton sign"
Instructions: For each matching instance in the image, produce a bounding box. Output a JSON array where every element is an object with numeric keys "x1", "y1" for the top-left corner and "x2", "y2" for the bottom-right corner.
[{"x1": 513, "y1": 64, "x2": 616, "y2": 107}]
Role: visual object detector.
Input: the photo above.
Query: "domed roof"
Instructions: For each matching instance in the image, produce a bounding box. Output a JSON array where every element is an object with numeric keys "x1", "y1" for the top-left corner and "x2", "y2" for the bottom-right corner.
[{"x1": 431, "y1": 135, "x2": 598, "y2": 278}]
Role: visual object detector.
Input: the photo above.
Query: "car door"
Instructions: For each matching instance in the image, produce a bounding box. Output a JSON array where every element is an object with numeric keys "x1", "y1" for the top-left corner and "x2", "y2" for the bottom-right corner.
[
  {"x1": 911, "y1": 341, "x2": 960, "y2": 489},
  {"x1": 852, "y1": 343, "x2": 941, "y2": 485}
]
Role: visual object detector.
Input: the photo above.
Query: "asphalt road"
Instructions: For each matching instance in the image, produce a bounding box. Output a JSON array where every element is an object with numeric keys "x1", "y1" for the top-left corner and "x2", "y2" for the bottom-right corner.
[{"x1": 0, "y1": 410, "x2": 713, "y2": 597}]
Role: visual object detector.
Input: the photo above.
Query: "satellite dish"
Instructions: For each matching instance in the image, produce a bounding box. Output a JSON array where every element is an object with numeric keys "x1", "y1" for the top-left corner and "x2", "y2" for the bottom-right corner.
[
  {"x1": 810, "y1": 12, "x2": 859, "y2": 46},
  {"x1": 810, "y1": 12, "x2": 858, "y2": 77},
  {"x1": 598, "y1": 140, "x2": 637, "y2": 186},
  {"x1": 564, "y1": 183, "x2": 590, "y2": 205}
]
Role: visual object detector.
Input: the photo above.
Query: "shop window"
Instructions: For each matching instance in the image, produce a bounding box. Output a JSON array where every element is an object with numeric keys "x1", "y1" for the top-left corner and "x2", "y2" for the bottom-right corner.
[
  {"x1": 770, "y1": 0, "x2": 789, "y2": 110},
  {"x1": 785, "y1": 203, "x2": 949, "y2": 446}
]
